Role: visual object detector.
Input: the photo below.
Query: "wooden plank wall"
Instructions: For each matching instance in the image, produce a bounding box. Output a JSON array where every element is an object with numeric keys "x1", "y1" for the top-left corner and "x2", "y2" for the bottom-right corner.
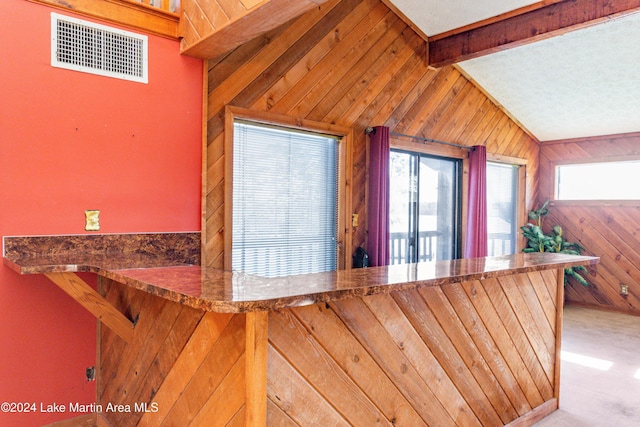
[
  {"x1": 98, "y1": 278, "x2": 247, "y2": 426},
  {"x1": 268, "y1": 270, "x2": 562, "y2": 426},
  {"x1": 540, "y1": 133, "x2": 640, "y2": 315},
  {"x1": 203, "y1": 0, "x2": 540, "y2": 269},
  {"x1": 180, "y1": 0, "x2": 328, "y2": 58},
  {"x1": 98, "y1": 270, "x2": 562, "y2": 426},
  {"x1": 180, "y1": 0, "x2": 251, "y2": 50}
]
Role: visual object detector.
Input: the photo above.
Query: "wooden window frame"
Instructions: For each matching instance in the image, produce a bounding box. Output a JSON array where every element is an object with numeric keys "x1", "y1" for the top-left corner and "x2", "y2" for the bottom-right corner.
[
  {"x1": 223, "y1": 106, "x2": 353, "y2": 272},
  {"x1": 486, "y1": 155, "x2": 528, "y2": 254},
  {"x1": 551, "y1": 154, "x2": 640, "y2": 207}
]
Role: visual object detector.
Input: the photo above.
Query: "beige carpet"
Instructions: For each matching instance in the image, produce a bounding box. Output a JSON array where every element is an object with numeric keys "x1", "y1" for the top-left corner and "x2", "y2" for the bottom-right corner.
[{"x1": 534, "y1": 305, "x2": 640, "y2": 426}]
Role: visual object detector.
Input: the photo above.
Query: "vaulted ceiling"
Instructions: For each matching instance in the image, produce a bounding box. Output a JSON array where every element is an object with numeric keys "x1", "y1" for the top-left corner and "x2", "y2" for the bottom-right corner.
[{"x1": 389, "y1": 0, "x2": 640, "y2": 142}]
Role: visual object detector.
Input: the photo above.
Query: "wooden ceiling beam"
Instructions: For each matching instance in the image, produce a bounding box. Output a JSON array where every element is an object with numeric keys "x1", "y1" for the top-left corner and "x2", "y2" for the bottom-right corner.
[{"x1": 428, "y1": 0, "x2": 640, "y2": 68}]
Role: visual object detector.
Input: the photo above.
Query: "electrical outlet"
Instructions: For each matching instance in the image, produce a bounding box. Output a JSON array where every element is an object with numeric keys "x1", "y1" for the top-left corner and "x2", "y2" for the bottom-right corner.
[
  {"x1": 352, "y1": 214, "x2": 359, "y2": 227},
  {"x1": 86, "y1": 366, "x2": 95, "y2": 381},
  {"x1": 621, "y1": 284, "x2": 629, "y2": 296},
  {"x1": 85, "y1": 210, "x2": 100, "y2": 231}
]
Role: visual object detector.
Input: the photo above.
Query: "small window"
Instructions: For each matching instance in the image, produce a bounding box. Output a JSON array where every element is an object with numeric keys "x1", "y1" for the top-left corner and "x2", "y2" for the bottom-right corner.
[{"x1": 556, "y1": 160, "x2": 640, "y2": 200}]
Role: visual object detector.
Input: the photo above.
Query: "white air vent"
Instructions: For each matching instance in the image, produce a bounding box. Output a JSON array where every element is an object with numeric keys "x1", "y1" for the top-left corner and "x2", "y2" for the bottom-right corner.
[{"x1": 51, "y1": 13, "x2": 148, "y2": 84}]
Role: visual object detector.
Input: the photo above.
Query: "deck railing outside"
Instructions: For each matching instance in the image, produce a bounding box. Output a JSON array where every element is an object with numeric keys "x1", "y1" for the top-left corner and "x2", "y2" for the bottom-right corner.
[
  {"x1": 390, "y1": 231, "x2": 515, "y2": 264},
  {"x1": 390, "y1": 231, "x2": 440, "y2": 265},
  {"x1": 488, "y1": 232, "x2": 516, "y2": 256},
  {"x1": 129, "y1": 0, "x2": 180, "y2": 14}
]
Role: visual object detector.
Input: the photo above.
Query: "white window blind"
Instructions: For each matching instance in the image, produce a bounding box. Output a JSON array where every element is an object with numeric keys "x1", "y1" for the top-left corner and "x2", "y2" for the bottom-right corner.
[
  {"x1": 232, "y1": 121, "x2": 339, "y2": 277},
  {"x1": 487, "y1": 162, "x2": 518, "y2": 256}
]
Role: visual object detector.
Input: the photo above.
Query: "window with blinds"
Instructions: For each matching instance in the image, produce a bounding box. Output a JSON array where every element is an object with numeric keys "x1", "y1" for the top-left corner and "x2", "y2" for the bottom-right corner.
[
  {"x1": 486, "y1": 162, "x2": 519, "y2": 256},
  {"x1": 232, "y1": 121, "x2": 339, "y2": 277}
]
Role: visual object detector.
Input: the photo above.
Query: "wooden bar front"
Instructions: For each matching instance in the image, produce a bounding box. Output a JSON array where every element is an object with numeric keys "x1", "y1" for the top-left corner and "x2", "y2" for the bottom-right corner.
[
  {"x1": 3, "y1": 237, "x2": 597, "y2": 426},
  {"x1": 99, "y1": 266, "x2": 568, "y2": 426}
]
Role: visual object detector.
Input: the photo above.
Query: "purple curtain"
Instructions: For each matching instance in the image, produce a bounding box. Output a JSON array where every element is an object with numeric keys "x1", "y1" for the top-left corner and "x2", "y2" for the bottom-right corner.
[
  {"x1": 464, "y1": 145, "x2": 488, "y2": 258},
  {"x1": 367, "y1": 126, "x2": 390, "y2": 266}
]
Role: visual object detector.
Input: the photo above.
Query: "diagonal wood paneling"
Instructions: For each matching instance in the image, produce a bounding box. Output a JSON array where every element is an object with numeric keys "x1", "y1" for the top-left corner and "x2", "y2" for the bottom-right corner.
[
  {"x1": 98, "y1": 270, "x2": 563, "y2": 426},
  {"x1": 275, "y1": 301, "x2": 426, "y2": 425},
  {"x1": 180, "y1": 0, "x2": 330, "y2": 59},
  {"x1": 540, "y1": 133, "x2": 640, "y2": 315},
  {"x1": 268, "y1": 271, "x2": 562, "y2": 425},
  {"x1": 203, "y1": 0, "x2": 540, "y2": 269},
  {"x1": 99, "y1": 279, "x2": 249, "y2": 427}
]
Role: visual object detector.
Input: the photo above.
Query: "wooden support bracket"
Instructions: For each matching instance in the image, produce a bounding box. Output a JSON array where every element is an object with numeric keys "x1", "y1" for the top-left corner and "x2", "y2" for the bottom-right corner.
[{"x1": 44, "y1": 272, "x2": 135, "y2": 343}]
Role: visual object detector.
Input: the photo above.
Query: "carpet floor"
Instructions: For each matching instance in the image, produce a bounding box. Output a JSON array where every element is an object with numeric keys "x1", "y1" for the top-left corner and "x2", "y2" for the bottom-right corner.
[{"x1": 534, "y1": 305, "x2": 640, "y2": 426}]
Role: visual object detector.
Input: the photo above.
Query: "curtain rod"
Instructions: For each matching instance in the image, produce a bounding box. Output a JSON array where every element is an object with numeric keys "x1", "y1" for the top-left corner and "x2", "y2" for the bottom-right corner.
[{"x1": 365, "y1": 126, "x2": 471, "y2": 150}]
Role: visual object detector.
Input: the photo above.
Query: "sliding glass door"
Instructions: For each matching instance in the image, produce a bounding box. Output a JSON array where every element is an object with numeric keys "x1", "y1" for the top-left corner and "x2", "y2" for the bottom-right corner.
[{"x1": 389, "y1": 150, "x2": 461, "y2": 264}]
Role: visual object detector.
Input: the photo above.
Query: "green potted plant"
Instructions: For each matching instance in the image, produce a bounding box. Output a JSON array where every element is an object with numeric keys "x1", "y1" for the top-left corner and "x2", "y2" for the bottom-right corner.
[{"x1": 521, "y1": 201, "x2": 590, "y2": 286}]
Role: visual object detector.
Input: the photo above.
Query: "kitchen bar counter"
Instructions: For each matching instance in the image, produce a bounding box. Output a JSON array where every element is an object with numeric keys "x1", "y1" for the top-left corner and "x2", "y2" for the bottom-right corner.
[
  {"x1": 4, "y1": 235, "x2": 597, "y2": 313},
  {"x1": 3, "y1": 234, "x2": 599, "y2": 426}
]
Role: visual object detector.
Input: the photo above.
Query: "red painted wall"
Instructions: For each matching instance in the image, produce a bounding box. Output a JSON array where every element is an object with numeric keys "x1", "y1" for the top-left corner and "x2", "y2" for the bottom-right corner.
[{"x1": 0, "y1": 1, "x2": 203, "y2": 425}]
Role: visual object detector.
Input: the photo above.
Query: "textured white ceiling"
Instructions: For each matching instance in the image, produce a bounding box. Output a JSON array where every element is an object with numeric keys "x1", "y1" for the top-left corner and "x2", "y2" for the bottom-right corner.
[
  {"x1": 458, "y1": 12, "x2": 640, "y2": 141},
  {"x1": 389, "y1": 0, "x2": 640, "y2": 141},
  {"x1": 389, "y1": 0, "x2": 539, "y2": 36}
]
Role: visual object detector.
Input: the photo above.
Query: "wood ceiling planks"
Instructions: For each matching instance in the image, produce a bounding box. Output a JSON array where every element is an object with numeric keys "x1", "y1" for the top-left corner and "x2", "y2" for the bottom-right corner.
[{"x1": 181, "y1": 0, "x2": 332, "y2": 58}]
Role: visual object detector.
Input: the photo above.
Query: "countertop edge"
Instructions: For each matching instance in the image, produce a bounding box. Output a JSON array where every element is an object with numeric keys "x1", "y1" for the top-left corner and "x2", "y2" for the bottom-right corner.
[
  {"x1": 4, "y1": 252, "x2": 600, "y2": 313},
  {"x1": 96, "y1": 255, "x2": 599, "y2": 313}
]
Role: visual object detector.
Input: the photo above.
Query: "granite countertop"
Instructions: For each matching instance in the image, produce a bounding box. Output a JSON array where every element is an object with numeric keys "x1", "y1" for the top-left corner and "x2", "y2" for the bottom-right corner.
[{"x1": 3, "y1": 245, "x2": 599, "y2": 312}]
